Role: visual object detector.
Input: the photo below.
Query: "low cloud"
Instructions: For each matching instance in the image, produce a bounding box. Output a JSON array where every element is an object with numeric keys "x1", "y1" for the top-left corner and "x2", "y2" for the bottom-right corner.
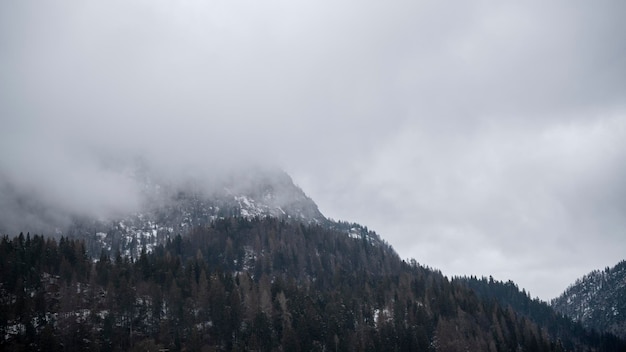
[{"x1": 1, "y1": 1, "x2": 625, "y2": 299}]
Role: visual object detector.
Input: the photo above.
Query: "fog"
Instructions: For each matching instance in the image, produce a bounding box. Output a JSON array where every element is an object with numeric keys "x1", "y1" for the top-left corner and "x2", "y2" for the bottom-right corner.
[{"x1": 1, "y1": 0, "x2": 625, "y2": 300}]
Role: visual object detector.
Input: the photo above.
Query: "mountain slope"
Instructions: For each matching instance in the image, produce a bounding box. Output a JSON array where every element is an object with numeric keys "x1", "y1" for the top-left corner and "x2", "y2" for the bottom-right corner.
[
  {"x1": 2, "y1": 166, "x2": 625, "y2": 350},
  {"x1": 3, "y1": 220, "x2": 625, "y2": 351},
  {"x1": 551, "y1": 260, "x2": 626, "y2": 339},
  {"x1": 61, "y1": 166, "x2": 329, "y2": 257},
  {"x1": 457, "y1": 276, "x2": 626, "y2": 350}
]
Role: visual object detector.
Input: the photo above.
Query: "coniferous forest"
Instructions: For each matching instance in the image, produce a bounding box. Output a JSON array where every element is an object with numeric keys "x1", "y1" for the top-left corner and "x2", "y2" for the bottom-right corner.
[{"x1": 1, "y1": 217, "x2": 624, "y2": 351}]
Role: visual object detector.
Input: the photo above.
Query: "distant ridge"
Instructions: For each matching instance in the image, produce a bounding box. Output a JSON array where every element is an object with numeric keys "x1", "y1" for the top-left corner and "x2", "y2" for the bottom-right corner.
[{"x1": 551, "y1": 260, "x2": 626, "y2": 339}]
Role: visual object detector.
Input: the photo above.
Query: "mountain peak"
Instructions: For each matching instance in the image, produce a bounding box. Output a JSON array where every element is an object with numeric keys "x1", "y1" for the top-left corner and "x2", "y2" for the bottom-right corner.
[
  {"x1": 59, "y1": 164, "x2": 328, "y2": 257},
  {"x1": 1, "y1": 159, "x2": 328, "y2": 257}
]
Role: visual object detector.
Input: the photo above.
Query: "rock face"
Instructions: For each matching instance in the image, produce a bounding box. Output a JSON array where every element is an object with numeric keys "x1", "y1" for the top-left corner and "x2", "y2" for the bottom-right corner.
[{"x1": 551, "y1": 260, "x2": 626, "y2": 339}]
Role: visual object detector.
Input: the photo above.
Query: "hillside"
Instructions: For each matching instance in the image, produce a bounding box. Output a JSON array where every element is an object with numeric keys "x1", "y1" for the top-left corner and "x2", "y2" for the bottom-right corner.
[
  {"x1": 1, "y1": 165, "x2": 328, "y2": 258},
  {"x1": 2, "y1": 218, "x2": 625, "y2": 351},
  {"x1": 1, "y1": 166, "x2": 625, "y2": 350},
  {"x1": 457, "y1": 276, "x2": 626, "y2": 350},
  {"x1": 551, "y1": 260, "x2": 626, "y2": 340}
]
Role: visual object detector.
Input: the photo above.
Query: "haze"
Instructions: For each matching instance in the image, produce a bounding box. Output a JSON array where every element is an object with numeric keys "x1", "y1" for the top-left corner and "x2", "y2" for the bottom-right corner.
[{"x1": 1, "y1": 1, "x2": 625, "y2": 300}]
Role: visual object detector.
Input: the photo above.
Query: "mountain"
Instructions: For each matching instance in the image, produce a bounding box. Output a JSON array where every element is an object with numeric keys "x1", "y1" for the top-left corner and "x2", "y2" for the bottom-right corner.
[
  {"x1": 2, "y1": 219, "x2": 625, "y2": 351},
  {"x1": 1, "y1": 166, "x2": 625, "y2": 350},
  {"x1": 3, "y1": 164, "x2": 329, "y2": 258},
  {"x1": 457, "y1": 276, "x2": 626, "y2": 350},
  {"x1": 551, "y1": 260, "x2": 626, "y2": 339}
]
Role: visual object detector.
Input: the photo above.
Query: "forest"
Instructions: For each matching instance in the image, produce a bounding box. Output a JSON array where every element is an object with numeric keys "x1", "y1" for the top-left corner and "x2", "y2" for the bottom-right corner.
[{"x1": 1, "y1": 217, "x2": 624, "y2": 351}]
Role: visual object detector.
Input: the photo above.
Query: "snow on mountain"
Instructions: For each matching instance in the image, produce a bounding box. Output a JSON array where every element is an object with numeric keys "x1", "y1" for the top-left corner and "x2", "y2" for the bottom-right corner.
[
  {"x1": 551, "y1": 260, "x2": 626, "y2": 339},
  {"x1": 61, "y1": 166, "x2": 329, "y2": 258},
  {"x1": 1, "y1": 158, "x2": 389, "y2": 260}
]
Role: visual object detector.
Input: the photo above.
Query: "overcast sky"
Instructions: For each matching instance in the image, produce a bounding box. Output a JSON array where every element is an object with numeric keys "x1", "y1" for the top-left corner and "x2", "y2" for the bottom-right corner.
[{"x1": 1, "y1": 1, "x2": 625, "y2": 300}]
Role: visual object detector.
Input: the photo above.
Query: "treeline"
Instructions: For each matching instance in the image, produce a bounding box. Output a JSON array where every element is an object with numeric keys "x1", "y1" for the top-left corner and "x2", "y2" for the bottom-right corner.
[
  {"x1": 1, "y1": 218, "x2": 624, "y2": 351},
  {"x1": 457, "y1": 276, "x2": 625, "y2": 351},
  {"x1": 550, "y1": 260, "x2": 626, "y2": 340}
]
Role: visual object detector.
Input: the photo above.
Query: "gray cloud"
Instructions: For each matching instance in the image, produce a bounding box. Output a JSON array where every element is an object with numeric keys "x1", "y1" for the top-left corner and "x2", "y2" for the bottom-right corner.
[{"x1": 1, "y1": 1, "x2": 625, "y2": 299}]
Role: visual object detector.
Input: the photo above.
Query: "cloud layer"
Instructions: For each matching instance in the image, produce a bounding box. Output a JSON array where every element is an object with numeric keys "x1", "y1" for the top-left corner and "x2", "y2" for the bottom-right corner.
[{"x1": 1, "y1": 1, "x2": 625, "y2": 299}]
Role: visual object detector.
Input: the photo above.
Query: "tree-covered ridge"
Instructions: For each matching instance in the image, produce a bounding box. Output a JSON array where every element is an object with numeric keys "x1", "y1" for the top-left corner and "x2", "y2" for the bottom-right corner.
[
  {"x1": 457, "y1": 276, "x2": 624, "y2": 350},
  {"x1": 551, "y1": 260, "x2": 626, "y2": 340},
  {"x1": 1, "y1": 218, "x2": 624, "y2": 351}
]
